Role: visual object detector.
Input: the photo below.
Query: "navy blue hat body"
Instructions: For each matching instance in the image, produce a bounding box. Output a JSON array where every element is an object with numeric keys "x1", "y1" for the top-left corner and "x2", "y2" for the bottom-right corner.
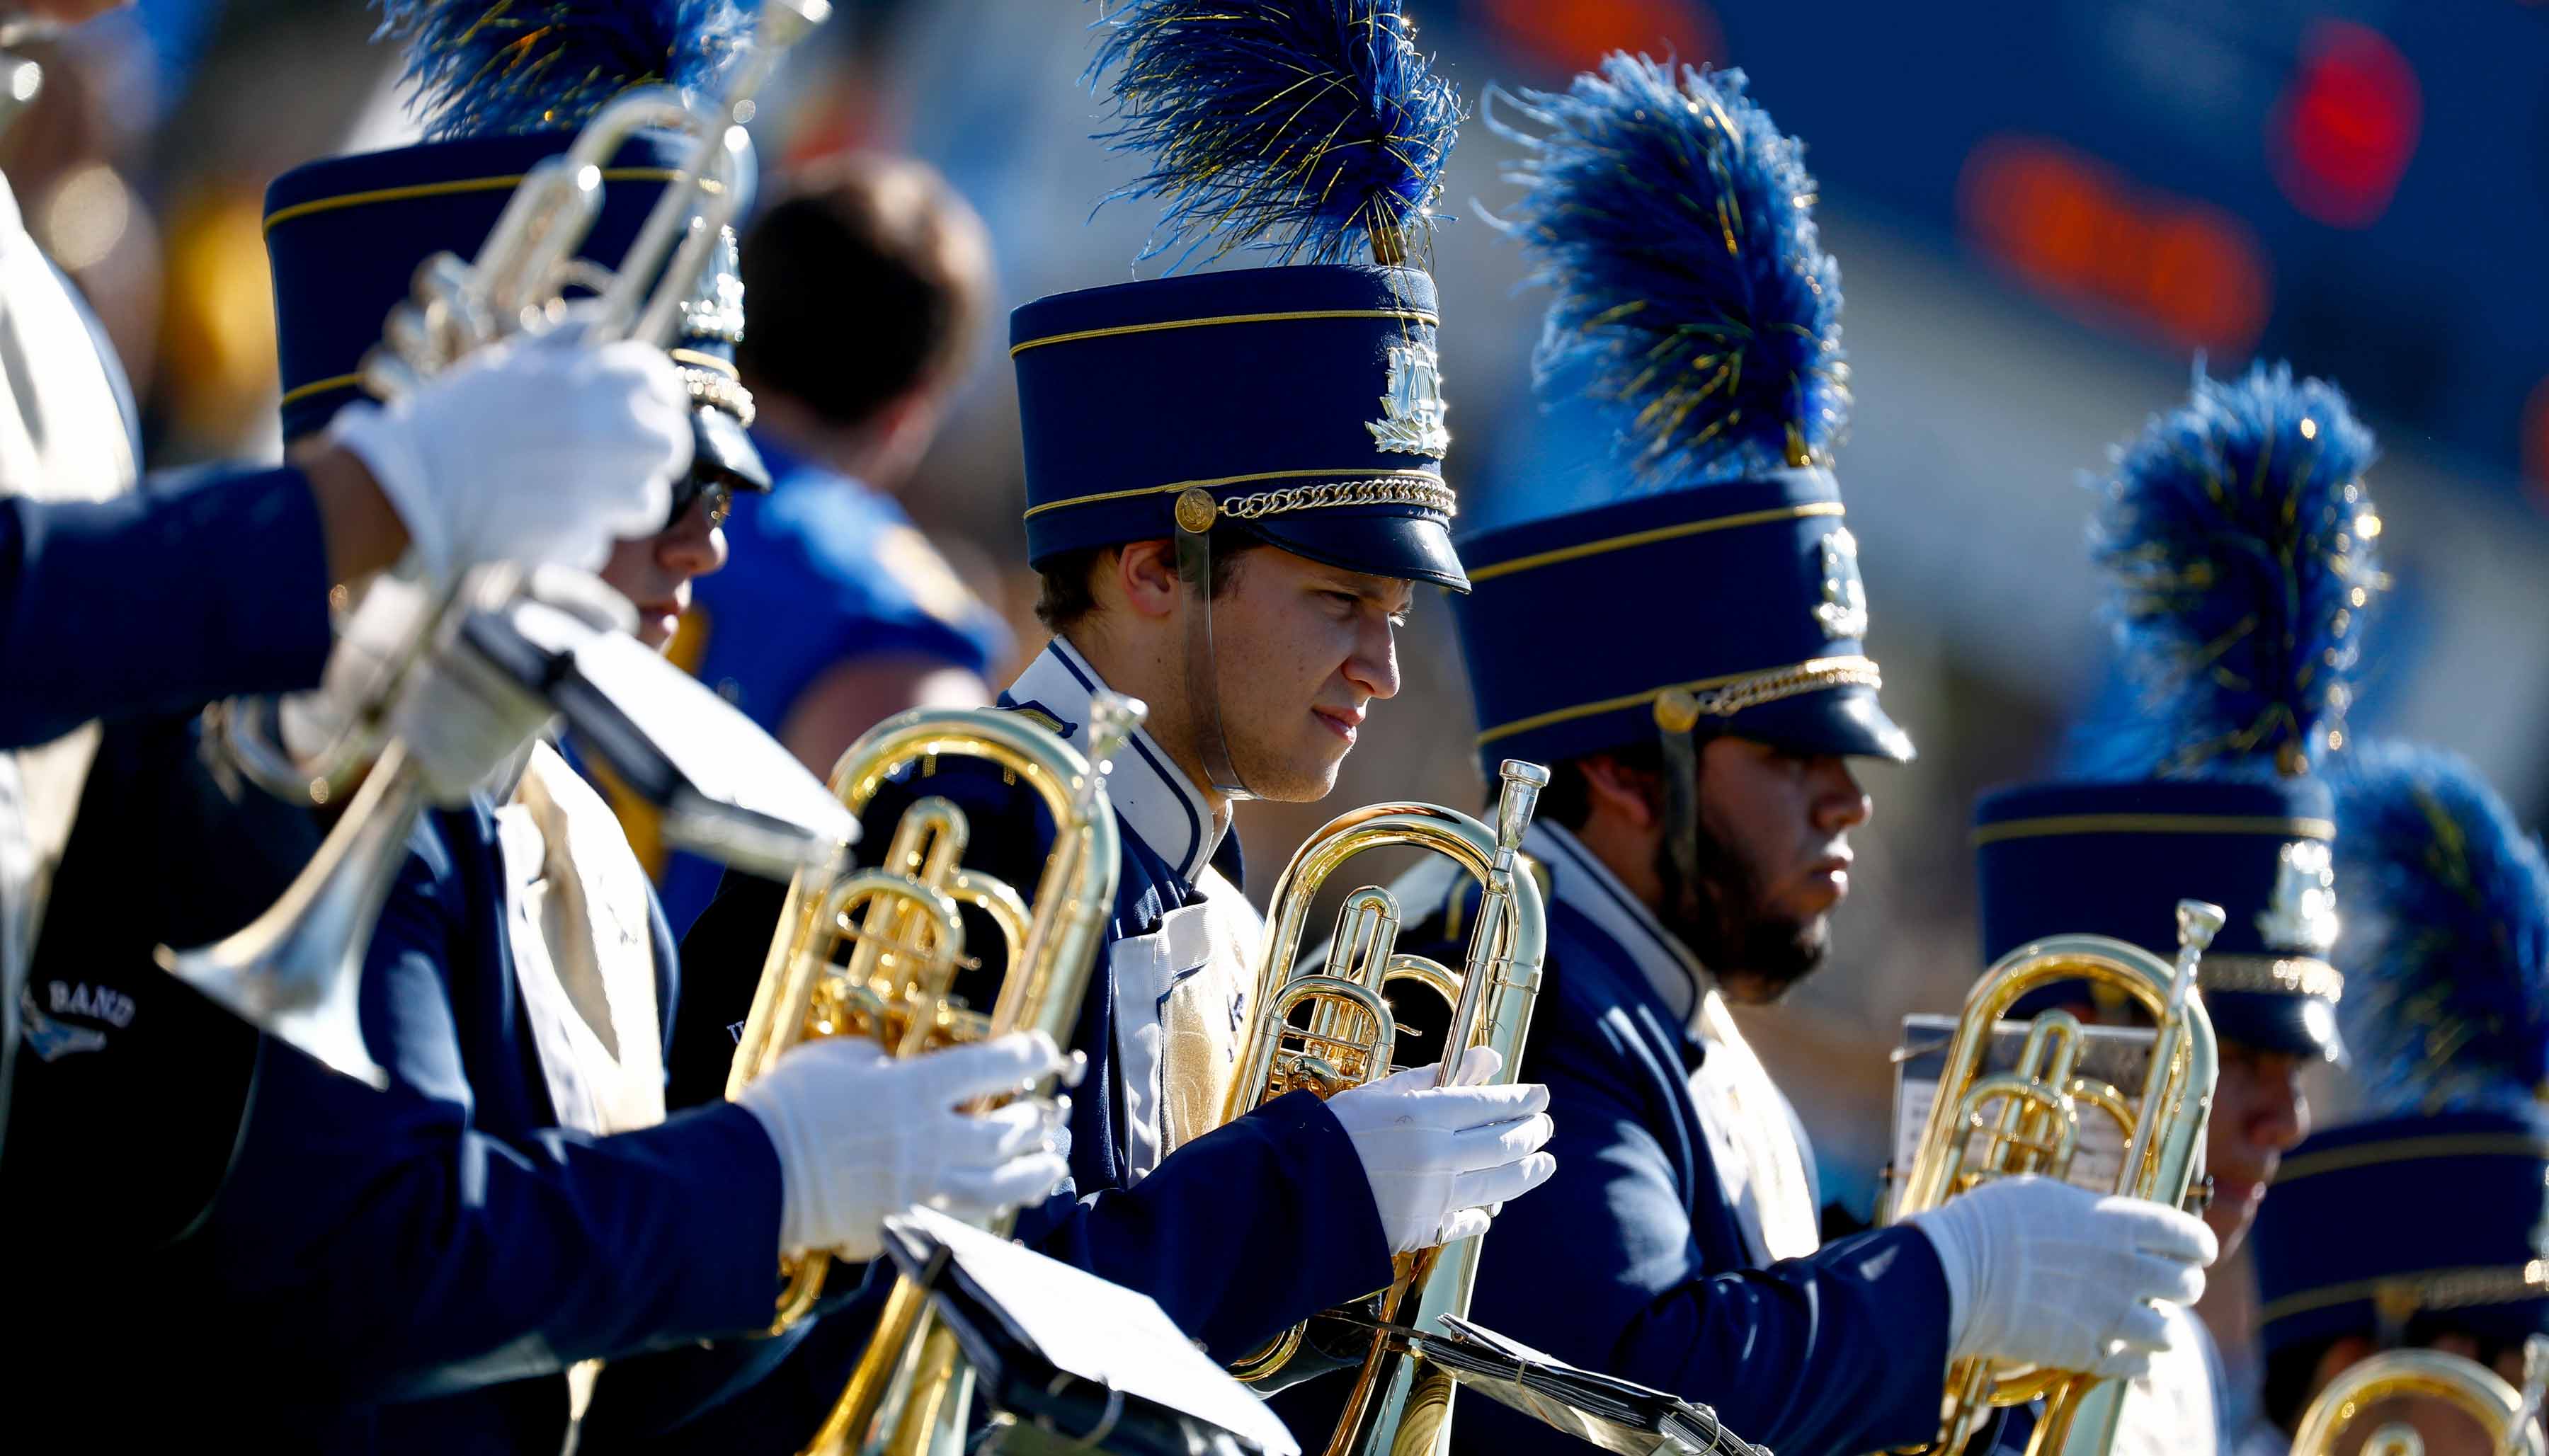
[
  {"x1": 265, "y1": 129, "x2": 764, "y2": 490},
  {"x1": 1452, "y1": 466, "x2": 1909, "y2": 772},
  {"x1": 1010, "y1": 263, "x2": 1461, "y2": 590},
  {"x1": 2252, "y1": 1108, "x2": 2549, "y2": 1354},
  {"x1": 1974, "y1": 778, "x2": 2344, "y2": 1057}
]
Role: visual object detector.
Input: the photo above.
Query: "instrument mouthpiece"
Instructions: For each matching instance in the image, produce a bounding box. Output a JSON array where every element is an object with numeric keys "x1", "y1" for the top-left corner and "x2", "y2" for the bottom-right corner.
[
  {"x1": 2175, "y1": 899, "x2": 2227, "y2": 953},
  {"x1": 1493, "y1": 759, "x2": 1550, "y2": 854}
]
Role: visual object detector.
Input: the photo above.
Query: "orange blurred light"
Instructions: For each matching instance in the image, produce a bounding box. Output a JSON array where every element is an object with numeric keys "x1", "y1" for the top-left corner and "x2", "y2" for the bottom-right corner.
[
  {"x1": 2269, "y1": 20, "x2": 2420, "y2": 229},
  {"x1": 1958, "y1": 134, "x2": 2271, "y2": 357},
  {"x1": 1476, "y1": 0, "x2": 1723, "y2": 71}
]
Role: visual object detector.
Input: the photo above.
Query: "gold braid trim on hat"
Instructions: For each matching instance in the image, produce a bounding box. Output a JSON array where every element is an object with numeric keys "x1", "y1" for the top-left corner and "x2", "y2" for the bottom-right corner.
[
  {"x1": 681, "y1": 365, "x2": 755, "y2": 428},
  {"x1": 2261, "y1": 1261, "x2": 2549, "y2": 1326},
  {"x1": 2200, "y1": 954, "x2": 2345, "y2": 1002}
]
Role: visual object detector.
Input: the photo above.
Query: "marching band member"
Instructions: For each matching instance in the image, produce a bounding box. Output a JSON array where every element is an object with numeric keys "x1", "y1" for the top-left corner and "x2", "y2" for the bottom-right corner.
[
  {"x1": 1336, "y1": 57, "x2": 2216, "y2": 1455},
  {"x1": 2248, "y1": 742, "x2": 2549, "y2": 1454},
  {"x1": 0, "y1": 8, "x2": 685, "y2": 1148},
  {"x1": 6, "y1": 3, "x2": 1070, "y2": 1450},
  {"x1": 668, "y1": 1, "x2": 1556, "y2": 1439},
  {"x1": 646, "y1": 151, "x2": 1012, "y2": 941},
  {"x1": 1971, "y1": 362, "x2": 2385, "y2": 1455}
]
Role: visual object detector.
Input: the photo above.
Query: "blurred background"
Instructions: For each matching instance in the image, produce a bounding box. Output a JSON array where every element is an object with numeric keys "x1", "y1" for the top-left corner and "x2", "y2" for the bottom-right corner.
[{"x1": 19, "y1": 0, "x2": 2545, "y2": 1405}]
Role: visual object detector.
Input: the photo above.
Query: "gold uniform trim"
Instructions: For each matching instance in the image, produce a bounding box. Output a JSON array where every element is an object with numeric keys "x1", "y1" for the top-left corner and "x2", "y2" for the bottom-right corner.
[
  {"x1": 669, "y1": 347, "x2": 737, "y2": 377},
  {"x1": 1477, "y1": 655, "x2": 1881, "y2": 746},
  {"x1": 1466, "y1": 501, "x2": 1847, "y2": 583},
  {"x1": 1021, "y1": 468, "x2": 1450, "y2": 522},
  {"x1": 2201, "y1": 954, "x2": 2344, "y2": 1002},
  {"x1": 263, "y1": 166, "x2": 704, "y2": 231},
  {"x1": 1971, "y1": 813, "x2": 2338, "y2": 847},
  {"x1": 2274, "y1": 1132, "x2": 2549, "y2": 1186},
  {"x1": 1008, "y1": 307, "x2": 1438, "y2": 358},
  {"x1": 2260, "y1": 1261, "x2": 2549, "y2": 1326},
  {"x1": 286, "y1": 350, "x2": 742, "y2": 416},
  {"x1": 280, "y1": 372, "x2": 367, "y2": 408}
]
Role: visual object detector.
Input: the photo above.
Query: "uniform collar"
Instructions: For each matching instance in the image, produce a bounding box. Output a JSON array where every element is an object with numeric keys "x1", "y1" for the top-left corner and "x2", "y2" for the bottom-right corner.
[
  {"x1": 1003, "y1": 636, "x2": 1233, "y2": 888},
  {"x1": 1527, "y1": 820, "x2": 1711, "y2": 1031}
]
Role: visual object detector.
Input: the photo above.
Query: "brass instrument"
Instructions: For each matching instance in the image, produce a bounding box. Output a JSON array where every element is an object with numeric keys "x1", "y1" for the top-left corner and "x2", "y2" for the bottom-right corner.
[
  {"x1": 1887, "y1": 899, "x2": 2225, "y2": 1456},
  {"x1": 161, "y1": 0, "x2": 836, "y2": 1086},
  {"x1": 1224, "y1": 759, "x2": 1552, "y2": 1456},
  {"x1": 724, "y1": 694, "x2": 1146, "y2": 1456},
  {"x1": 2293, "y1": 1337, "x2": 2549, "y2": 1456}
]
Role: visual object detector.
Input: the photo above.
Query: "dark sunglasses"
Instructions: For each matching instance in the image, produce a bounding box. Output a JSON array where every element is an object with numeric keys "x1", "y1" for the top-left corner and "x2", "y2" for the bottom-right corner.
[{"x1": 666, "y1": 474, "x2": 735, "y2": 532}]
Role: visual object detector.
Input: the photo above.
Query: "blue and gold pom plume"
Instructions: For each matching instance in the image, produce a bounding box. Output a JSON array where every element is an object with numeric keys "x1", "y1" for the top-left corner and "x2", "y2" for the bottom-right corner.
[
  {"x1": 1973, "y1": 364, "x2": 2386, "y2": 1060},
  {"x1": 1447, "y1": 54, "x2": 1907, "y2": 792},
  {"x1": 261, "y1": 0, "x2": 817, "y2": 490},
  {"x1": 2250, "y1": 741, "x2": 2549, "y2": 1383}
]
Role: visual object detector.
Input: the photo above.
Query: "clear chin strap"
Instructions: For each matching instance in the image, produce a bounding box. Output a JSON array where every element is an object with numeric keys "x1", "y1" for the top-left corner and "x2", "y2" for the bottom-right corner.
[
  {"x1": 1173, "y1": 488, "x2": 1255, "y2": 802},
  {"x1": 1654, "y1": 689, "x2": 1706, "y2": 905}
]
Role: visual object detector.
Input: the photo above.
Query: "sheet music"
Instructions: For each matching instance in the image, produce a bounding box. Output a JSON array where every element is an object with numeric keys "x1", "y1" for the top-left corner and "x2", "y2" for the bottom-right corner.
[
  {"x1": 1891, "y1": 1014, "x2": 2157, "y2": 1215},
  {"x1": 891, "y1": 1207, "x2": 1300, "y2": 1456}
]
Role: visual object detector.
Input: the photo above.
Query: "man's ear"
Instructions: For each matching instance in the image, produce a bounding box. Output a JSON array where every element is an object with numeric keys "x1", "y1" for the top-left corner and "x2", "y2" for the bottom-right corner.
[
  {"x1": 1114, "y1": 539, "x2": 1182, "y2": 621},
  {"x1": 1579, "y1": 753, "x2": 1665, "y2": 832}
]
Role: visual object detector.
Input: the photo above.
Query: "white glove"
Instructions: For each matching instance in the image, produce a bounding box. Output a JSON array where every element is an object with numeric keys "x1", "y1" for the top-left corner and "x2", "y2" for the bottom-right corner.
[
  {"x1": 1904, "y1": 1174, "x2": 2216, "y2": 1381},
  {"x1": 328, "y1": 327, "x2": 690, "y2": 587},
  {"x1": 1323, "y1": 1045, "x2": 1557, "y2": 1255},
  {"x1": 738, "y1": 1031, "x2": 1074, "y2": 1261}
]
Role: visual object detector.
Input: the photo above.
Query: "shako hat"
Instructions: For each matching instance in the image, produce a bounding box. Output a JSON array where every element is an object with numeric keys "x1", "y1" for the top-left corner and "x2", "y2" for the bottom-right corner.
[
  {"x1": 1450, "y1": 57, "x2": 1907, "y2": 772},
  {"x1": 264, "y1": 0, "x2": 767, "y2": 491}
]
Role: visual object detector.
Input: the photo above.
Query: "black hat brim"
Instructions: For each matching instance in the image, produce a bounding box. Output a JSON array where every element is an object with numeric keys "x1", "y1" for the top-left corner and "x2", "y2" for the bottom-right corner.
[
  {"x1": 2207, "y1": 987, "x2": 2344, "y2": 1062},
  {"x1": 1722, "y1": 682, "x2": 1915, "y2": 763},
  {"x1": 692, "y1": 406, "x2": 770, "y2": 493},
  {"x1": 1240, "y1": 509, "x2": 1469, "y2": 593}
]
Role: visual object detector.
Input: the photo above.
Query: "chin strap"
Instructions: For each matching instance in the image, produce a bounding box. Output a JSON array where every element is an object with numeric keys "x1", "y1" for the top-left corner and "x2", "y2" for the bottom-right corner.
[
  {"x1": 1654, "y1": 689, "x2": 1706, "y2": 916},
  {"x1": 1173, "y1": 489, "x2": 1254, "y2": 802}
]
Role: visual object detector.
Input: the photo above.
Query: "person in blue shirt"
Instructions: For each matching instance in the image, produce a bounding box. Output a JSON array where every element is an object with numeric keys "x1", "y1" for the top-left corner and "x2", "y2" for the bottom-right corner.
[
  {"x1": 651, "y1": 6, "x2": 1560, "y2": 1448},
  {"x1": 1307, "y1": 57, "x2": 2218, "y2": 1456},
  {"x1": 646, "y1": 152, "x2": 1011, "y2": 934}
]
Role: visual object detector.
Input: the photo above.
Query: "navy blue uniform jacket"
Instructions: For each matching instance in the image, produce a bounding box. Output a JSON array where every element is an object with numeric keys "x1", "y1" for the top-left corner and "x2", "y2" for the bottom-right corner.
[
  {"x1": 1, "y1": 464, "x2": 331, "y2": 748},
  {"x1": 7, "y1": 777, "x2": 794, "y2": 1452},
  {"x1": 612, "y1": 640, "x2": 1393, "y2": 1448},
  {"x1": 1279, "y1": 835, "x2": 1956, "y2": 1456}
]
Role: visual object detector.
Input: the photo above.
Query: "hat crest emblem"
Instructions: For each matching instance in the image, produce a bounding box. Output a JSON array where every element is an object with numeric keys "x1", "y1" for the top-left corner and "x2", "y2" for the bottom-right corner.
[
  {"x1": 1369, "y1": 340, "x2": 1449, "y2": 458},
  {"x1": 1814, "y1": 525, "x2": 1869, "y2": 641},
  {"x1": 2259, "y1": 838, "x2": 2341, "y2": 956}
]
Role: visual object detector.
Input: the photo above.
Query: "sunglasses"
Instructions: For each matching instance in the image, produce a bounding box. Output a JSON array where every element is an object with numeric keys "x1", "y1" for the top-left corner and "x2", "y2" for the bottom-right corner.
[{"x1": 666, "y1": 473, "x2": 736, "y2": 533}]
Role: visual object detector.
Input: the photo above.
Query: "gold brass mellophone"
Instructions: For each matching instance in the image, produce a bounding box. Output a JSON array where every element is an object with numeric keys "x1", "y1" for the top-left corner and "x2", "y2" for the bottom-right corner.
[
  {"x1": 1886, "y1": 900, "x2": 2224, "y2": 1456},
  {"x1": 157, "y1": 0, "x2": 837, "y2": 1087},
  {"x1": 1222, "y1": 759, "x2": 1551, "y2": 1456},
  {"x1": 2291, "y1": 1337, "x2": 2548, "y2": 1456},
  {"x1": 726, "y1": 694, "x2": 1145, "y2": 1456}
]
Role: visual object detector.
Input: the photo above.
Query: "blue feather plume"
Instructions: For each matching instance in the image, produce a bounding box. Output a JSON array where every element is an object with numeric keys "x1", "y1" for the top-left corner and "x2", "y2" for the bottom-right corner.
[
  {"x1": 374, "y1": 0, "x2": 749, "y2": 141},
  {"x1": 1085, "y1": 0, "x2": 1463, "y2": 270},
  {"x1": 2332, "y1": 740, "x2": 2549, "y2": 1116},
  {"x1": 2078, "y1": 361, "x2": 2383, "y2": 779},
  {"x1": 1490, "y1": 55, "x2": 1846, "y2": 486}
]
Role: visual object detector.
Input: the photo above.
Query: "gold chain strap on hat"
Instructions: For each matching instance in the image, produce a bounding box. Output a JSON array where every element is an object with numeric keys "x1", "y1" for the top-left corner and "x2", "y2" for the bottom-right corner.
[
  {"x1": 1175, "y1": 478, "x2": 1457, "y2": 532},
  {"x1": 2199, "y1": 954, "x2": 2346, "y2": 1002},
  {"x1": 680, "y1": 366, "x2": 756, "y2": 428},
  {"x1": 1653, "y1": 655, "x2": 1883, "y2": 732}
]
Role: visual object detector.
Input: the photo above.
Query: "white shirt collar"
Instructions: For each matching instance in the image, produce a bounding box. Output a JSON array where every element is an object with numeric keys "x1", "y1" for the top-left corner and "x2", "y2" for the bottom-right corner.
[
  {"x1": 1004, "y1": 636, "x2": 1226, "y2": 885},
  {"x1": 1526, "y1": 820, "x2": 1713, "y2": 1032}
]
